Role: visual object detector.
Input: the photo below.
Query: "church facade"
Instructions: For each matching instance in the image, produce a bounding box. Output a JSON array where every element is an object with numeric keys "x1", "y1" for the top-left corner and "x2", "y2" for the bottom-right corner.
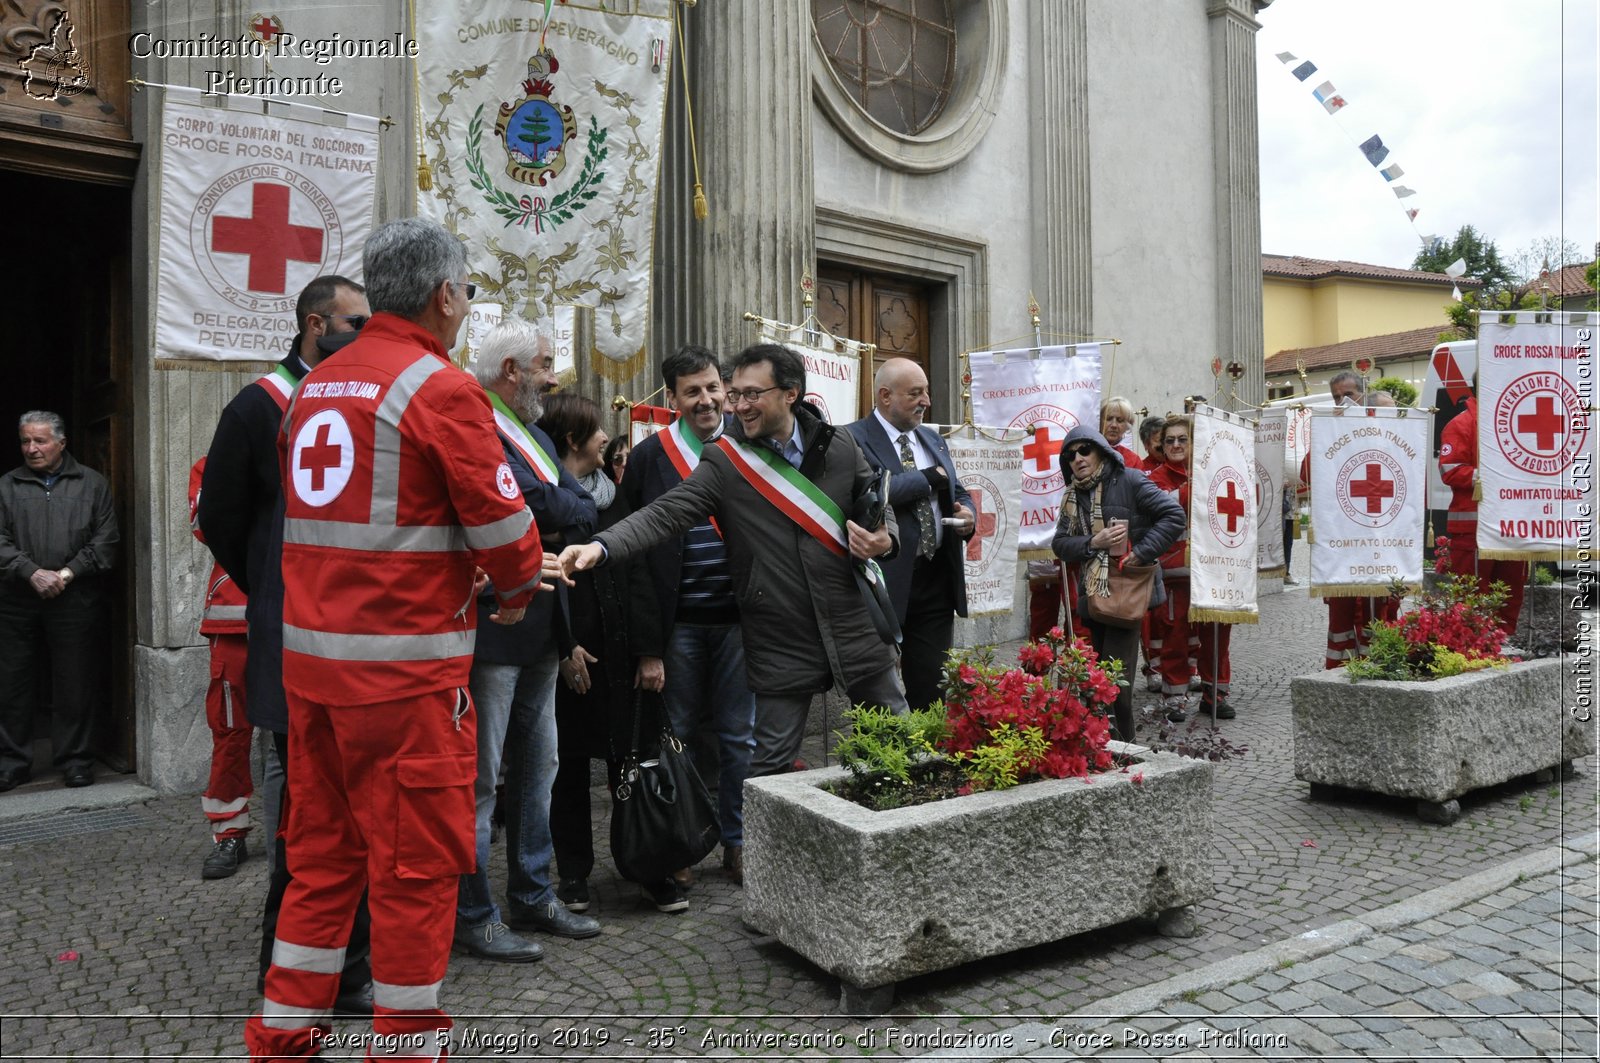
[{"x1": 0, "y1": 0, "x2": 1268, "y2": 790}]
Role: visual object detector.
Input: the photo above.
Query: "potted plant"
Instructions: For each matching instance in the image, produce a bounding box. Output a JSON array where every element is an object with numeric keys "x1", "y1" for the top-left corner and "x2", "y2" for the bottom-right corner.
[
  {"x1": 742, "y1": 629, "x2": 1216, "y2": 1014},
  {"x1": 1292, "y1": 575, "x2": 1591, "y2": 824}
]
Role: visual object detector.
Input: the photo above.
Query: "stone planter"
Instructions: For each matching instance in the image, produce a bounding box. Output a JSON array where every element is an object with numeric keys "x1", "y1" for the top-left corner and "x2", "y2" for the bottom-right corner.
[
  {"x1": 1292, "y1": 658, "x2": 1592, "y2": 824},
  {"x1": 742, "y1": 742, "x2": 1215, "y2": 1014}
]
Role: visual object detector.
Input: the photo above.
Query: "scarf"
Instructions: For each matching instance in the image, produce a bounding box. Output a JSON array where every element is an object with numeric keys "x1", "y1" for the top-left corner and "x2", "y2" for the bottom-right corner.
[
  {"x1": 578, "y1": 468, "x2": 616, "y2": 511},
  {"x1": 1068, "y1": 463, "x2": 1112, "y2": 599}
]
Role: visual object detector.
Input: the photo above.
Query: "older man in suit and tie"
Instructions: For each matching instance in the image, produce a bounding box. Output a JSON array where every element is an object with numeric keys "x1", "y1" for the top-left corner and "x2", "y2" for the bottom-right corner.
[{"x1": 847, "y1": 358, "x2": 976, "y2": 711}]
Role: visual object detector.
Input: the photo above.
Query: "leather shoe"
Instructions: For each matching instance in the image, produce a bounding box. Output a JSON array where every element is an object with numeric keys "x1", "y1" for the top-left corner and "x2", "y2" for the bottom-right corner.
[
  {"x1": 722, "y1": 844, "x2": 743, "y2": 885},
  {"x1": 201, "y1": 836, "x2": 249, "y2": 879},
  {"x1": 453, "y1": 920, "x2": 544, "y2": 963},
  {"x1": 506, "y1": 899, "x2": 601, "y2": 939},
  {"x1": 332, "y1": 982, "x2": 374, "y2": 1016},
  {"x1": 62, "y1": 765, "x2": 94, "y2": 788},
  {"x1": 0, "y1": 766, "x2": 31, "y2": 792}
]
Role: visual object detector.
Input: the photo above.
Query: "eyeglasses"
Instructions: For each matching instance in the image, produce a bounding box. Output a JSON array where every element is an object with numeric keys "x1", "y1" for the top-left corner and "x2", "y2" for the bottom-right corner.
[
  {"x1": 327, "y1": 314, "x2": 368, "y2": 330},
  {"x1": 453, "y1": 281, "x2": 478, "y2": 300},
  {"x1": 1164, "y1": 437, "x2": 1190, "y2": 447},
  {"x1": 726, "y1": 385, "x2": 783, "y2": 405},
  {"x1": 1064, "y1": 444, "x2": 1096, "y2": 459}
]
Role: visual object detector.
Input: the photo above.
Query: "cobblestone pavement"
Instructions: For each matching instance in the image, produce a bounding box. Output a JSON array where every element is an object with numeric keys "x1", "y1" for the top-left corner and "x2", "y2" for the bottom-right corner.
[{"x1": 1, "y1": 554, "x2": 1596, "y2": 1059}]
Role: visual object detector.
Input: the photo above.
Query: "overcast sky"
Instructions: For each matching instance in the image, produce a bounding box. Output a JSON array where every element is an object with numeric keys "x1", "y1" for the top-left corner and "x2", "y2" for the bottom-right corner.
[{"x1": 1255, "y1": 0, "x2": 1598, "y2": 276}]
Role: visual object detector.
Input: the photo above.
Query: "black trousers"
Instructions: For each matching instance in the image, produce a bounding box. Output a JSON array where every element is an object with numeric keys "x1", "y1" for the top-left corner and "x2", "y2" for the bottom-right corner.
[
  {"x1": 1086, "y1": 618, "x2": 1140, "y2": 744},
  {"x1": 0, "y1": 582, "x2": 104, "y2": 773},
  {"x1": 257, "y1": 729, "x2": 372, "y2": 994},
  {"x1": 548, "y1": 688, "x2": 623, "y2": 882},
  {"x1": 900, "y1": 558, "x2": 957, "y2": 712}
]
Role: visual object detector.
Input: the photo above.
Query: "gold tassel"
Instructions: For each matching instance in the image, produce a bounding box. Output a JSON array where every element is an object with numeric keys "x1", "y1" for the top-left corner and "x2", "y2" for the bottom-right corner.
[
  {"x1": 416, "y1": 150, "x2": 433, "y2": 192},
  {"x1": 1189, "y1": 608, "x2": 1260, "y2": 625},
  {"x1": 1472, "y1": 475, "x2": 1482, "y2": 502},
  {"x1": 675, "y1": 2, "x2": 708, "y2": 221},
  {"x1": 692, "y1": 181, "x2": 708, "y2": 220}
]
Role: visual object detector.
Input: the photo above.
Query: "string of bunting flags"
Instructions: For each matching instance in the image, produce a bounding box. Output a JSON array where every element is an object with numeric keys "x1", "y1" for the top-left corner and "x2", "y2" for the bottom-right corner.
[{"x1": 1272, "y1": 49, "x2": 1429, "y2": 240}]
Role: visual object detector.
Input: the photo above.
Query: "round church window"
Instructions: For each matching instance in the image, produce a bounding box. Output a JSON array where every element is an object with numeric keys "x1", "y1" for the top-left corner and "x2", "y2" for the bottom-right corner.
[{"x1": 811, "y1": 0, "x2": 957, "y2": 136}]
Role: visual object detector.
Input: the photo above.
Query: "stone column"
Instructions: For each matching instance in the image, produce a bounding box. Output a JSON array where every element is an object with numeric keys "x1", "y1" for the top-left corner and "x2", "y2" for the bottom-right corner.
[
  {"x1": 655, "y1": 2, "x2": 815, "y2": 361},
  {"x1": 1027, "y1": 1, "x2": 1093, "y2": 337},
  {"x1": 1207, "y1": 0, "x2": 1269, "y2": 408}
]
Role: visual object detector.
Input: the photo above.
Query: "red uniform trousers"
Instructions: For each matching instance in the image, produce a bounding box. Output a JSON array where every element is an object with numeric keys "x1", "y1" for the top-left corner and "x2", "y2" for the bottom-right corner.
[
  {"x1": 1446, "y1": 539, "x2": 1527, "y2": 638},
  {"x1": 1323, "y1": 596, "x2": 1403, "y2": 669},
  {"x1": 1157, "y1": 580, "x2": 1231, "y2": 700},
  {"x1": 246, "y1": 687, "x2": 477, "y2": 1062},
  {"x1": 202, "y1": 634, "x2": 253, "y2": 841}
]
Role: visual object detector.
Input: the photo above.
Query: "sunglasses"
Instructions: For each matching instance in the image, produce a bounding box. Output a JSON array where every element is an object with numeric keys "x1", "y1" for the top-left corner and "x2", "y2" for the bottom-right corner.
[{"x1": 1064, "y1": 444, "x2": 1096, "y2": 459}]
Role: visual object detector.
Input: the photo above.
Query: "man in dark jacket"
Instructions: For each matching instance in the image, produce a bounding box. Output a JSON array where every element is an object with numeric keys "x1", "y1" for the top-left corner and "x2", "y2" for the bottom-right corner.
[
  {"x1": 195, "y1": 273, "x2": 373, "y2": 1010},
  {"x1": 620, "y1": 345, "x2": 756, "y2": 884},
  {"x1": 846, "y1": 358, "x2": 975, "y2": 711},
  {"x1": 457, "y1": 317, "x2": 599, "y2": 962},
  {"x1": 1051, "y1": 426, "x2": 1184, "y2": 743},
  {"x1": 0, "y1": 411, "x2": 119, "y2": 789},
  {"x1": 561, "y1": 343, "x2": 906, "y2": 779}
]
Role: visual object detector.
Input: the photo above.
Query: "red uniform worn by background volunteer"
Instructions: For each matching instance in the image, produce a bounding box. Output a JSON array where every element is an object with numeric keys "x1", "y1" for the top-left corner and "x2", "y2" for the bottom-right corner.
[
  {"x1": 1439, "y1": 398, "x2": 1527, "y2": 637},
  {"x1": 188, "y1": 457, "x2": 253, "y2": 848},
  {"x1": 1148, "y1": 457, "x2": 1227, "y2": 707},
  {"x1": 245, "y1": 312, "x2": 544, "y2": 1061}
]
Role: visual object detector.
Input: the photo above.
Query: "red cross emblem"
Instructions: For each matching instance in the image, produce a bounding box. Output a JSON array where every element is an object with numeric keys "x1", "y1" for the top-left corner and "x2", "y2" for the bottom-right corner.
[
  {"x1": 965, "y1": 488, "x2": 999, "y2": 562},
  {"x1": 1214, "y1": 480, "x2": 1246, "y2": 533},
  {"x1": 300, "y1": 423, "x2": 342, "y2": 492},
  {"x1": 1515, "y1": 394, "x2": 1565, "y2": 452},
  {"x1": 1021, "y1": 427, "x2": 1057, "y2": 473},
  {"x1": 212, "y1": 183, "x2": 325, "y2": 294},
  {"x1": 250, "y1": 14, "x2": 284, "y2": 43},
  {"x1": 1348, "y1": 462, "x2": 1394, "y2": 514},
  {"x1": 291, "y1": 410, "x2": 353, "y2": 506}
]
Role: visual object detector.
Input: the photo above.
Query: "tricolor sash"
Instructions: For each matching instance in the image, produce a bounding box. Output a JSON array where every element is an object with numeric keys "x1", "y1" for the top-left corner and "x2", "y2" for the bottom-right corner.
[
  {"x1": 659, "y1": 417, "x2": 707, "y2": 481},
  {"x1": 714, "y1": 436, "x2": 848, "y2": 557},
  {"x1": 255, "y1": 364, "x2": 298, "y2": 412},
  {"x1": 488, "y1": 392, "x2": 561, "y2": 484}
]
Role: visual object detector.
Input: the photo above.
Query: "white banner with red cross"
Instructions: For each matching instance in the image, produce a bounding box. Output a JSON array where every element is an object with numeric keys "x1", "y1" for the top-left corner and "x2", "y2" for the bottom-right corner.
[
  {"x1": 967, "y1": 344, "x2": 1102, "y2": 555},
  {"x1": 756, "y1": 320, "x2": 866, "y2": 426},
  {"x1": 1476, "y1": 312, "x2": 1596, "y2": 562},
  {"x1": 938, "y1": 425, "x2": 1028, "y2": 617},
  {"x1": 1189, "y1": 407, "x2": 1259, "y2": 623},
  {"x1": 153, "y1": 87, "x2": 378, "y2": 362},
  {"x1": 1308, "y1": 407, "x2": 1429, "y2": 596},
  {"x1": 1254, "y1": 407, "x2": 1288, "y2": 578}
]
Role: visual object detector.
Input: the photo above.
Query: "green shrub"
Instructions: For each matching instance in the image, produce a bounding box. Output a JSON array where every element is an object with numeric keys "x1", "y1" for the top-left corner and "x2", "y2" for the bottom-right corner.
[{"x1": 833, "y1": 704, "x2": 947, "y2": 784}]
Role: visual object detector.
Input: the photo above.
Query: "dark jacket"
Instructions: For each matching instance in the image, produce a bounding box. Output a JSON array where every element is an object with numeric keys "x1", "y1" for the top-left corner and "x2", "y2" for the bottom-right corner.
[
  {"x1": 197, "y1": 352, "x2": 303, "y2": 733},
  {"x1": 597, "y1": 404, "x2": 899, "y2": 696},
  {"x1": 557, "y1": 485, "x2": 664, "y2": 761},
  {"x1": 1050, "y1": 426, "x2": 1184, "y2": 613},
  {"x1": 845, "y1": 414, "x2": 974, "y2": 624},
  {"x1": 473, "y1": 421, "x2": 596, "y2": 667},
  {"x1": 0, "y1": 453, "x2": 119, "y2": 593}
]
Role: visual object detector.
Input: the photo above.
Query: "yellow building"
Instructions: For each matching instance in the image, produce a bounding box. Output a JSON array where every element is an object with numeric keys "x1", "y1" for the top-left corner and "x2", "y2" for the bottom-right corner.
[{"x1": 1262, "y1": 254, "x2": 1480, "y2": 399}]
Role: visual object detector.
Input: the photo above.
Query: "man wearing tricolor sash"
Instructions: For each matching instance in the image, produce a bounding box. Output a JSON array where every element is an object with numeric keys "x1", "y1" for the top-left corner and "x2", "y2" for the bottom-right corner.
[
  {"x1": 562, "y1": 343, "x2": 908, "y2": 781},
  {"x1": 197, "y1": 275, "x2": 375, "y2": 1015},
  {"x1": 620, "y1": 345, "x2": 757, "y2": 885}
]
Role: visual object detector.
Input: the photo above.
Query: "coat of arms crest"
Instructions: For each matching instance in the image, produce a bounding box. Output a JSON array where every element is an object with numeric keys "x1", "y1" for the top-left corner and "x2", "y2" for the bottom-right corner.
[{"x1": 494, "y1": 50, "x2": 578, "y2": 186}]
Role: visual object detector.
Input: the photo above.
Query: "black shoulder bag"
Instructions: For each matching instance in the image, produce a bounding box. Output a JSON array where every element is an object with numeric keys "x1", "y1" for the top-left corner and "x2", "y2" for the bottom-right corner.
[{"x1": 609, "y1": 690, "x2": 721, "y2": 885}]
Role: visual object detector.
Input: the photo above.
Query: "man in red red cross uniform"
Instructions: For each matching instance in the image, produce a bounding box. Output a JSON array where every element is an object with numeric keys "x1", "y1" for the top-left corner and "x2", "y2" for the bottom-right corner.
[
  {"x1": 188, "y1": 457, "x2": 253, "y2": 880},
  {"x1": 245, "y1": 218, "x2": 546, "y2": 1061},
  {"x1": 1439, "y1": 384, "x2": 1527, "y2": 638}
]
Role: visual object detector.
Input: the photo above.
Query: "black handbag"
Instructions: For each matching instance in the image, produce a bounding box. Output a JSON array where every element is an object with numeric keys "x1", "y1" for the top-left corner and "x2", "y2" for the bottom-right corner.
[{"x1": 609, "y1": 691, "x2": 721, "y2": 885}]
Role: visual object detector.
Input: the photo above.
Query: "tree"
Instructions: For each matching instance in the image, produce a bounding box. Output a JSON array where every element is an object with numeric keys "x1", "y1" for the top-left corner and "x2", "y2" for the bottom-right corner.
[
  {"x1": 1372, "y1": 377, "x2": 1418, "y2": 407},
  {"x1": 1507, "y1": 236, "x2": 1588, "y2": 287},
  {"x1": 1412, "y1": 224, "x2": 1513, "y2": 292}
]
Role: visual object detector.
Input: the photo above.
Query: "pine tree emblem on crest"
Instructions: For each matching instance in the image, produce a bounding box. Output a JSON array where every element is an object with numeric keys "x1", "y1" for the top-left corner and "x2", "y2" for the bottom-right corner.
[{"x1": 494, "y1": 49, "x2": 577, "y2": 186}]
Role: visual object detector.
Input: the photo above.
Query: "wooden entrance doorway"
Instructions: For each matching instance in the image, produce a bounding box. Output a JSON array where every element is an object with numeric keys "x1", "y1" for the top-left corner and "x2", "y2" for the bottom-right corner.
[{"x1": 815, "y1": 266, "x2": 938, "y2": 419}]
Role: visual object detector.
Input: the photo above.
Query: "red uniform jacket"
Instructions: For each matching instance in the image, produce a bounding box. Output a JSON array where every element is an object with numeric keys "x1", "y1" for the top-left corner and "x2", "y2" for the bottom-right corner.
[
  {"x1": 276, "y1": 313, "x2": 544, "y2": 705},
  {"x1": 1146, "y1": 458, "x2": 1191, "y2": 577},
  {"x1": 1438, "y1": 399, "x2": 1478, "y2": 537},
  {"x1": 188, "y1": 457, "x2": 248, "y2": 635}
]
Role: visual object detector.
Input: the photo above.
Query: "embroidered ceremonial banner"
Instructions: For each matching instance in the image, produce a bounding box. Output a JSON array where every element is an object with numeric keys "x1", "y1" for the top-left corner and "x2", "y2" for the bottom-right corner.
[
  {"x1": 1308, "y1": 408, "x2": 1428, "y2": 596},
  {"x1": 756, "y1": 321, "x2": 866, "y2": 426},
  {"x1": 154, "y1": 87, "x2": 378, "y2": 362},
  {"x1": 968, "y1": 345, "x2": 1102, "y2": 554},
  {"x1": 1189, "y1": 407, "x2": 1258, "y2": 623},
  {"x1": 417, "y1": 2, "x2": 672, "y2": 377},
  {"x1": 1255, "y1": 408, "x2": 1288, "y2": 578},
  {"x1": 1285, "y1": 404, "x2": 1313, "y2": 488},
  {"x1": 1476, "y1": 312, "x2": 1596, "y2": 562},
  {"x1": 939, "y1": 425, "x2": 1028, "y2": 617},
  {"x1": 629, "y1": 404, "x2": 672, "y2": 447}
]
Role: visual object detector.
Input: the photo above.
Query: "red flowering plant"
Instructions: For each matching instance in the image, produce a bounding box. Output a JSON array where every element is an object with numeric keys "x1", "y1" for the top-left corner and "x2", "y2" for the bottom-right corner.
[
  {"x1": 1432, "y1": 535, "x2": 1453, "y2": 574},
  {"x1": 939, "y1": 625, "x2": 1122, "y2": 792},
  {"x1": 1346, "y1": 573, "x2": 1514, "y2": 681}
]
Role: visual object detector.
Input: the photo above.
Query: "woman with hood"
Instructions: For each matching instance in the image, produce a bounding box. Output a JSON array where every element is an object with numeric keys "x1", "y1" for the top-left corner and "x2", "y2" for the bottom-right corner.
[{"x1": 1050, "y1": 425, "x2": 1184, "y2": 742}]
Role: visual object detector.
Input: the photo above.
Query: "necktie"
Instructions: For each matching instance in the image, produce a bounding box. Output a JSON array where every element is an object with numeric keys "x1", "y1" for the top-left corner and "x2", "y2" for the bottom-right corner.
[{"x1": 897, "y1": 433, "x2": 938, "y2": 561}]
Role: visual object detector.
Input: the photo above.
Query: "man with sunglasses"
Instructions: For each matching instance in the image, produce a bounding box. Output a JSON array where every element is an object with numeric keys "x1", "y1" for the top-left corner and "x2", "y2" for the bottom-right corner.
[{"x1": 197, "y1": 274, "x2": 374, "y2": 1011}]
